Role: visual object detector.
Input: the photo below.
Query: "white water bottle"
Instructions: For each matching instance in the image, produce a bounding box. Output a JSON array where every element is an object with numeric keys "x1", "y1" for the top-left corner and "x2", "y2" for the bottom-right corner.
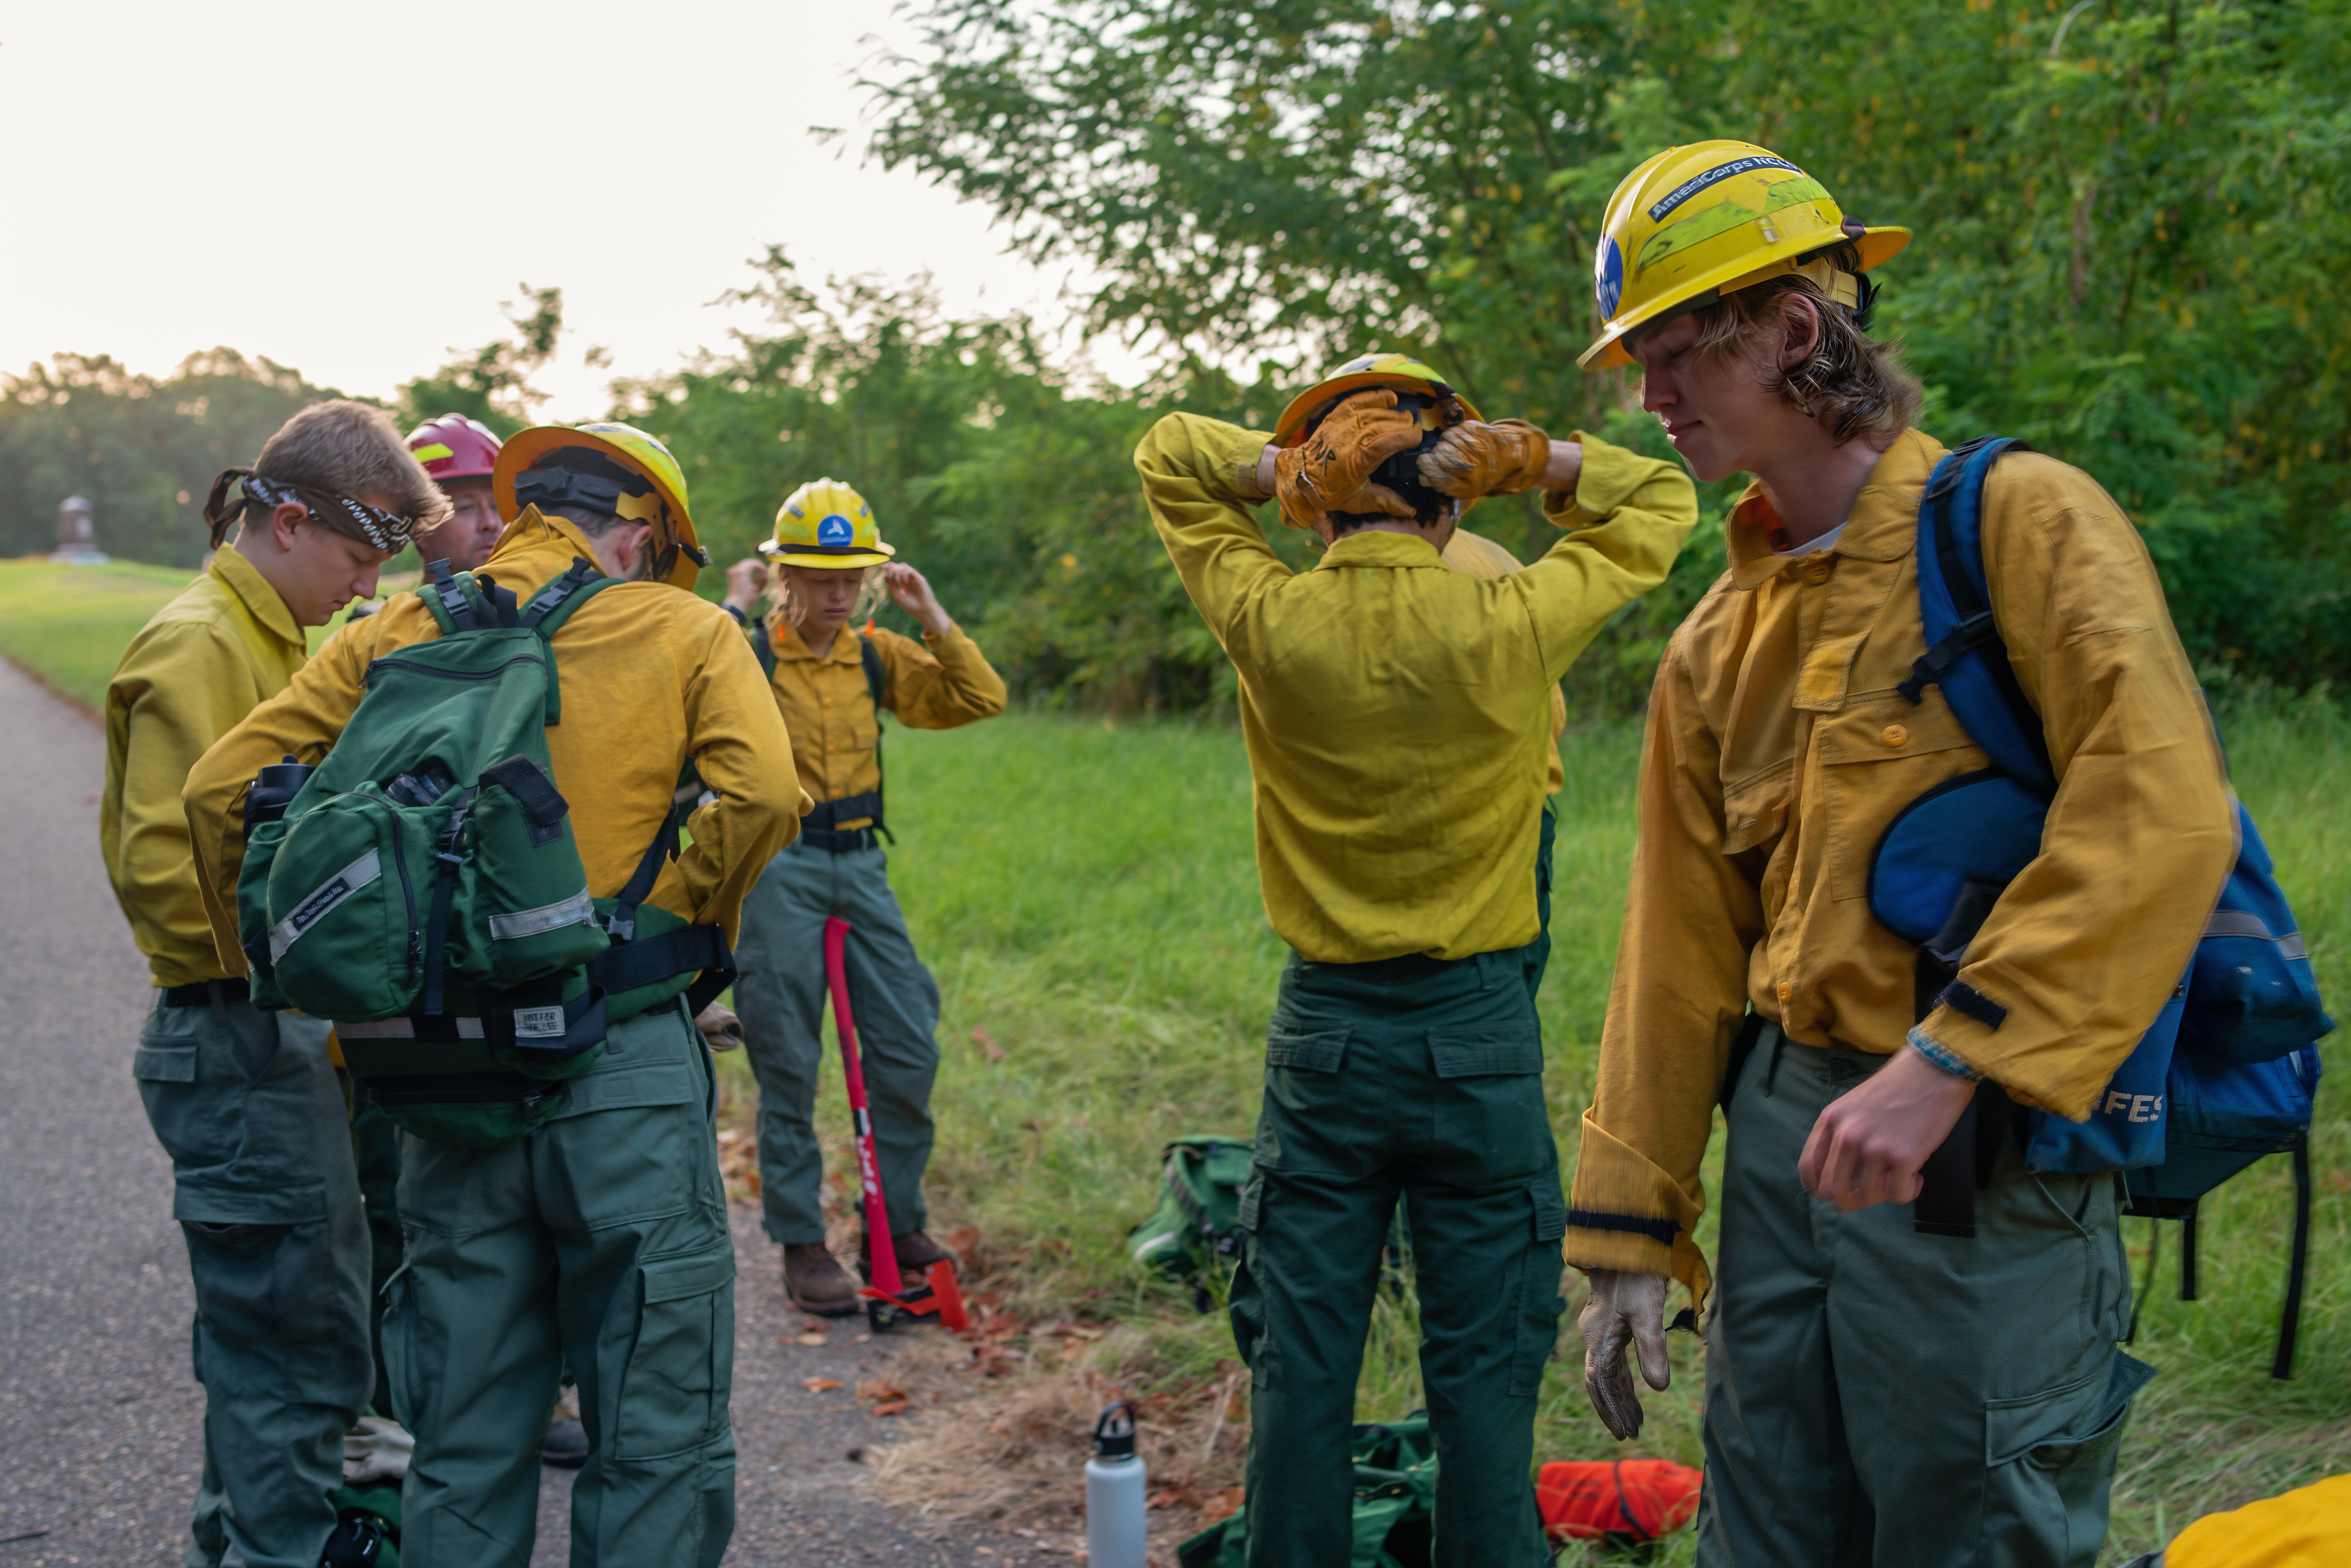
[{"x1": 1085, "y1": 1401, "x2": 1147, "y2": 1568}]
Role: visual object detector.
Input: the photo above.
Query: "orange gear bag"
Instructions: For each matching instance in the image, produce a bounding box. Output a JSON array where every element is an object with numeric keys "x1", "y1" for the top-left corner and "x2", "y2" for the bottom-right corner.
[{"x1": 1536, "y1": 1459, "x2": 1703, "y2": 1545}]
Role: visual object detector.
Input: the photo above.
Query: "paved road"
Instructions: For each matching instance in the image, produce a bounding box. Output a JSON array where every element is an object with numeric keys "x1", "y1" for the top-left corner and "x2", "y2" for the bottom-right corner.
[{"x1": 0, "y1": 659, "x2": 982, "y2": 1567}]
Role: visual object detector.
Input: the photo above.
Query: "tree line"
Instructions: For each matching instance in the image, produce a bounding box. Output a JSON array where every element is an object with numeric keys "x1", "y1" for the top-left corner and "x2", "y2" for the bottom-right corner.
[{"x1": 7, "y1": 0, "x2": 2345, "y2": 710}]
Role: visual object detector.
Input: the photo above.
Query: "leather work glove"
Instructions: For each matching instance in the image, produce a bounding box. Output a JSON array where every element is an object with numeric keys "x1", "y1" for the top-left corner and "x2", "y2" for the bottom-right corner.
[
  {"x1": 1578, "y1": 1269, "x2": 1672, "y2": 1441},
  {"x1": 1418, "y1": 419, "x2": 1553, "y2": 500},
  {"x1": 1274, "y1": 389, "x2": 1425, "y2": 530},
  {"x1": 695, "y1": 1001, "x2": 744, "y2": 1052}
]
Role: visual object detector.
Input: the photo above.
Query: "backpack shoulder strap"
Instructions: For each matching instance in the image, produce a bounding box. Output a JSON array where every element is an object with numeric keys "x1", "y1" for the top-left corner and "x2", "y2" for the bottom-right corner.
[
  {"x1": 1897, "y1": 437, "x2": 2056, "y2": 792},
  {"x1": 750, "y1": 621, "x2": 776, "y2": 680},
  {"x1": 521, "y1": 557, "x2": 620, "y2": 639},
  {"x1": 858, "y1": 628, "x2": 890, "y2": 712},
  {"x1": 418, "y1": 557, "x2": 486, "y2": 634}
]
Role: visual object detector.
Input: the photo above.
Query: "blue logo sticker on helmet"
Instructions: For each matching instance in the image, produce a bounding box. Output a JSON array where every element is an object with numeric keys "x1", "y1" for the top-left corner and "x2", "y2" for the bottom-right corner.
[
  {"x1": 816, "y1": 514, "x2": 854, "y2": 546},
  {"x1": 1595, "y1": 236, "x2": 1625, "y2": 319}
]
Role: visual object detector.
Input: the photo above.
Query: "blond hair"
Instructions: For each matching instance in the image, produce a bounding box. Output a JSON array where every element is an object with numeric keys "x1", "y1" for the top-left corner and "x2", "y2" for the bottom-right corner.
[
  {"x1": 763, "y1": 560, "x2": 887, "y2": 640},
  {"x1": 1688, "y1": 269, "x2": 1922, "y2": 445}
]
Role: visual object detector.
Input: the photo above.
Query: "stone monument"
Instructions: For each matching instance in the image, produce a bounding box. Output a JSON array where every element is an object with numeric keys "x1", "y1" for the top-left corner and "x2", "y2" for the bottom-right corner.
[{"x1": 53, "y1": 495, "x2": 108, "y2": 565}]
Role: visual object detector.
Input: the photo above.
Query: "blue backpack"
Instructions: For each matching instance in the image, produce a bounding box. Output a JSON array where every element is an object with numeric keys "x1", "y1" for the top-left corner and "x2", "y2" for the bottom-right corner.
[{"x1": 1869, "y1": 436, "x2": 2331, "y2": 1377}]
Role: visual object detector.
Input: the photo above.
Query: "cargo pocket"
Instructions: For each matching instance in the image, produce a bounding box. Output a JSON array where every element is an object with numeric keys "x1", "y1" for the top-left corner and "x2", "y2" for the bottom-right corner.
[
  {"x1": 1429, "y1": 1024, "x2": 1551, "y2": 1181},
  {"x1": 612, "y1": 1250, "x2": 736, "y2": 1460},
  {"x1": 1257, "y1": 1027, "x2": 1350, "y2": 1169},
  {"x1": 1508, "y1": 1183, "x2": 1570, "y2": 1397},
  {"x1": 1981, "y1": 1350, "x2": 2156, "y2": 1565}
]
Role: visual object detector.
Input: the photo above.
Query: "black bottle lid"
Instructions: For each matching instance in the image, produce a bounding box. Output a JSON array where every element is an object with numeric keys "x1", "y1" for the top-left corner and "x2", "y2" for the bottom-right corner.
[{"x1": 1091, "y1": 1400, "x2": 1136, "y2": 1460}]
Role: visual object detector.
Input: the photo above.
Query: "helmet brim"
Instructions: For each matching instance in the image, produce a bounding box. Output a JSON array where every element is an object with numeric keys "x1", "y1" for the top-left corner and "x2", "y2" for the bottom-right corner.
[
  {"x1": 1272, "y1": 371, "x2": 1485, "y2": 447},
  {"x1": 1578, "y1": 225, "x2": 1912, "y2": 372},
  {"x1": 759, "y1": 541, "x2": 896, "y2": 568}
]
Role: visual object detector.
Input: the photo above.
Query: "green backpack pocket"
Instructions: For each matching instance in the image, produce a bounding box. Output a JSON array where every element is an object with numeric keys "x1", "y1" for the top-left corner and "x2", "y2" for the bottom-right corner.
[
  {"x1": 266, "y1": 791, "x2": 438, "y2": 1021},
  {"x1": 237, "y1": 816, "x2": 293, "y2": 1010},
  {"x1": 449, "y1": 757, "x2": 608, "y2": 987}
]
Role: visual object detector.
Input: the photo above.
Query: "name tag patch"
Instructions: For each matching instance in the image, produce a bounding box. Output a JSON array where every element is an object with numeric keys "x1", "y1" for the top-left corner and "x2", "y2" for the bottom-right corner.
[{"x1": 514, "y1": 1006, "x2": 567, "y2": 1039}]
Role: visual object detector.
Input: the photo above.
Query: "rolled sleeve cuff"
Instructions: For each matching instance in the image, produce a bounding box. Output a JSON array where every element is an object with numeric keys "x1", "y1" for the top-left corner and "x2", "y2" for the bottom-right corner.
[
  {"x1": 1543, "y1": 432, "x2": 1656, "y2": 529},
  {"x1": 1908, "y1": 1026, "x2": 1989, "y2": 1082}
]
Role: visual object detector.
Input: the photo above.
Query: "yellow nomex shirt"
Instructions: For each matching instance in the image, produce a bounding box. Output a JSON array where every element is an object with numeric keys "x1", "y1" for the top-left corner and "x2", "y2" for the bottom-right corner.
[
  {"x1": 1567, "y1": 429, "x2": 2235, "y2": 1298},
  {"x1": 103, "y1": 547, "x2": 308, "y2": 987},
  {"x1": 1135, "y1": 414, "x2": 1697, "y2": 963},
  {"x1": 759, "y1": 617, "x2": 1006, "y2": 827},
  {"x1": 183, "y1": 507, "x2": 808, "y2": 968}
]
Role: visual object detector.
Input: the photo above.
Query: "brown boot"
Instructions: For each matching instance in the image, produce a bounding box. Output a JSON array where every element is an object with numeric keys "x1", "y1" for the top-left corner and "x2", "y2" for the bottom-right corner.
[
  {"x1": 860, "y1": 1230, "x2": 958, "y2": 1280},
  {"x1": 783, "y1": 1244, "x2": 861, "y2": 1318}
]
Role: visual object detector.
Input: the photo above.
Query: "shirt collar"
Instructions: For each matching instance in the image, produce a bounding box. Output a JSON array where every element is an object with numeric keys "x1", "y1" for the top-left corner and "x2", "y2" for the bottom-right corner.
[
  {"x1": 207, "y1": 545, "x2": 305, "y2": 650},
  {"x1": 767, "y1": 620, "x2": 866, "y2": 664},
  {"x1": 1725, "y1": 428, "x2": 1948, "y2": 590},
  {"x1": 479, "y1": 505, "x2": 618, "y2": 595},
  {"x1": 1314, "y1": 531, "x2": 1447, "y2": 571}
]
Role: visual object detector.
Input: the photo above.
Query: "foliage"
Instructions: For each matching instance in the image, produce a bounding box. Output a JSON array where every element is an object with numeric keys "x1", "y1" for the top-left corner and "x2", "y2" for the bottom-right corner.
[
  {"x1": 0, "y1": 350, "x2": 348, "y2": 566},
  {"x1": 870, "y1": 0, "x2": 2351, "y2": 693},
  {"x1": 610, "y1": 254, "x2": 1314, "y2": 708},
  {"x1": 393, "y1": 285, "x2": 571, "y2": 438}
]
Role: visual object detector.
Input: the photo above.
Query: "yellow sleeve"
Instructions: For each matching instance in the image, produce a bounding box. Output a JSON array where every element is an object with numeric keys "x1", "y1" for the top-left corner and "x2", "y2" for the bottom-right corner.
[
  {"x1": 1921, "y1": 458, "x2": 2237, "y2": 1118},
  {"x1": 665, "y1": 604, "x2": 807, "y2": 944},
  {"x1": 1567, "y1": 633, "x2": 1762, "y2": 1305},
  {"x1": 872, "y1": 624, "x2": 1008, "y2": 731},
  {"x1": 1519, "y1": 433, "x2": 1700, "y2": 684},
  {"x1": 184, "y1": 619, "x2": 379, "y2": 973},
  {"x1": 105, "y1": 621, "x2": 265, "y2": 980},
  {"x1": 1133, "y1": 413, "x2": 1292, "y2": 662}
]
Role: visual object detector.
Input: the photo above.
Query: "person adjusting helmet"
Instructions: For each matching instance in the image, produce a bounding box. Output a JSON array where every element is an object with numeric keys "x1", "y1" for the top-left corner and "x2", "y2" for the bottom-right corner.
[
  {"x1": 186, "y1": 413, "x2": 802, "y2": 1568},
  {"x1": 404, "y1": 413, "x2": 507, "y2": 573},
  {"x1": 1133, "y1": 349, "x2": 1697, "y2": 1564},
  {"x1": 495, "y1": 420, "x2": 709, "y2": 588},
  {"x1": 1560, "y1": 142, "x2": 2235, "y2": 1568},
  {"x1": 721, "y1": 478, "x2": 1005, "y2": 1319}
]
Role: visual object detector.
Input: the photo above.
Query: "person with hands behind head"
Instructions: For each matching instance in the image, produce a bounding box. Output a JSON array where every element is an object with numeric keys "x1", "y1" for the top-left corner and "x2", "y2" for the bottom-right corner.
[
  {"x1": 1563, "y1": 144, "x2": 2234, "y2": 1568},
  {"x1": 1139, "y1": 352, "x2": 1696, "y2": 1568},
  {"x1": 719, "y1": 480, "x2": 1006, "y2": 1319}
]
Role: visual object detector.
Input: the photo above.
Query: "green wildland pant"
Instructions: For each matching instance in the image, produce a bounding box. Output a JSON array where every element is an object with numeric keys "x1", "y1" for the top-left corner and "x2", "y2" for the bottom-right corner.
[
  {"x1": 733, "y1": 840, "x2": 939, "y2": 1244},
  {"x1": 1701, "y1": 1026, "x2": 2154, "y2": 1568},
  {"x1": 384, "y1": 1001, "x2": 736, "y2": 1568},
  {"x1": 349, "y1": 1093, "x2": 404, "y2": 1416},
  {"x1": 1230, "y1": 943, "x2": 1565, "y2": 1568},
  {"x1": 133, "y1": 985, "x2": 372, "y2": 1568}
]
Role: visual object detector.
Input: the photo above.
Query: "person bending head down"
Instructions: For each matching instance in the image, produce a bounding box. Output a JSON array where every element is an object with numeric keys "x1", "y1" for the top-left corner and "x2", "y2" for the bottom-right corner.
[{"x1": 202, "y1": 399, "x2": 448, "y2": 625}]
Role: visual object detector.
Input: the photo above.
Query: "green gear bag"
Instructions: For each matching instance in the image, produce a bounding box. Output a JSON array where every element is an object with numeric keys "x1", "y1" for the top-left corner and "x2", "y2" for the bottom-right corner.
[
  {"x1": 238, "y1": 559, "x2": 735, "y2": 1147},
  {"x1": 1128, "y1": 1134, "x2": 1254, "y2": 1302},
  {"x1": 1178, "y1": 1416, "x2": 1438, "y2": 1568}
]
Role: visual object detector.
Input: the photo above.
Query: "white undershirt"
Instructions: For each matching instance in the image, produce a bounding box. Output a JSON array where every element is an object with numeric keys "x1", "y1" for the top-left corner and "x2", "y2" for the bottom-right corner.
[{"x1": 1774, "y1": 520, "x2": 1848, "y2": 558}]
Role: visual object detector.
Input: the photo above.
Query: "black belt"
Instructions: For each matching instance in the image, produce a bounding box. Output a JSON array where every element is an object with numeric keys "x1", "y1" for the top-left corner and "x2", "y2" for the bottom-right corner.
[
  {"x1": 162, "y1": 977, "x2": 250, "y2": 1009},
  {"x1": 800, "y1": 825, "x2": 881, "y2": 854}
]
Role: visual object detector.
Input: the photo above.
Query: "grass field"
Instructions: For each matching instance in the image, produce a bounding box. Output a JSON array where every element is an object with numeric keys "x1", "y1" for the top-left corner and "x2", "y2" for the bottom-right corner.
[{"x1": 17, "y1": 560, "x2": 2343, "y2": 1561}]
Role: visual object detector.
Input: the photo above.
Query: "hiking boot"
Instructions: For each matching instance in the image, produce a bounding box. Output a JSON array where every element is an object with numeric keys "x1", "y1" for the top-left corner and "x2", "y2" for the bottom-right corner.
[
  {"x1": 540, "y1": 1415, "x2": 589, "y2": 1469},
  {"x1": 784, "y1": 1243, "x2": 862, "y2": 1317},
  {"x1": 860, "y1": 1230, "x2": 959, "y2": 1280}
]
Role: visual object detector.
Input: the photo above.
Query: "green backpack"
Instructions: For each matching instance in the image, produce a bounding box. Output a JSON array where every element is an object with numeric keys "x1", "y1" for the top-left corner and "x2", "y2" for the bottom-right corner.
[
  {"x1": 239, "y1": 559, "x2": 734, "y2": 1146},
  {"x1": 1128, "y1": 1135, "x2": 1255, "y2": 1308},
  {"x1": 1178, "y1": 1417, "x2": 1440, "y2": 1568}
]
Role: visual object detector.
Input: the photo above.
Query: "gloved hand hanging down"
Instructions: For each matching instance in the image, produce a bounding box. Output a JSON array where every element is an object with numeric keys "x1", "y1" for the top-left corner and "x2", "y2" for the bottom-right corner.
[
  {"x1": 1274, "y1": 389, "x2": 1426, "y2": 530},
  {"x1": 1579, "y1": 1269, "x2": 1671, "y2": 1441},
  {"x1": 1418, "y1": 419, "x2": 1555, "y2": 501}
]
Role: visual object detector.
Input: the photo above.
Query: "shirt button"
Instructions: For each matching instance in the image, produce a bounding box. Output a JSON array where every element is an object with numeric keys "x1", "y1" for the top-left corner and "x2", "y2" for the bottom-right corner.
[
  {"x1": 1804, "y1": 558, "x2": 1834, "y2": 584},
  {"x1": 1776, "y1": 980, "x2": 1793, "y2": 1002},
  {"x1": 1882, "y1": 723, "x2": 1910, "y2": 747},
  {"x1": 822, "y1": 697, "x2": 834, "y2": 708}
]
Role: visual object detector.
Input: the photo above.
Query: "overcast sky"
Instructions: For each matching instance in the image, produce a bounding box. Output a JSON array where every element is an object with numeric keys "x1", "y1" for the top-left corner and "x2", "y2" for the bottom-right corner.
[{"x1": 3, "y1": 1, "x2": 1131, "y2": 419}]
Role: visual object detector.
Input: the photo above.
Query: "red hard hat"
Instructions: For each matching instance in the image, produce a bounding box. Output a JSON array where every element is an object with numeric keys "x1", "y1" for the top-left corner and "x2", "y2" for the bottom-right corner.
[{"x1": 405, "y1": 414, "x2": 502, "y2": 484}]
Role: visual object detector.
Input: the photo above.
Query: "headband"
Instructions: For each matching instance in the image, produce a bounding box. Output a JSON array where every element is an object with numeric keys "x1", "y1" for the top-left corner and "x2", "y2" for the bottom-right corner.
[{"x1": 203, "y1": 468, "x2": 417, "y2": 553}]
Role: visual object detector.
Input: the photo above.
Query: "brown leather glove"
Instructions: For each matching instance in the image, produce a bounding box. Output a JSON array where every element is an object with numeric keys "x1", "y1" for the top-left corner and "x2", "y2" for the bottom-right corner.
[
  {"x1": 694, "y1": 1001, "x2": 744, "y2": 1052},
  {"x1": 1418, "y1": 418, "x2": 1552, "y2": 500},
  {"x1": 1274, "y1": 390, "x2": 1425, "y2": 530}
]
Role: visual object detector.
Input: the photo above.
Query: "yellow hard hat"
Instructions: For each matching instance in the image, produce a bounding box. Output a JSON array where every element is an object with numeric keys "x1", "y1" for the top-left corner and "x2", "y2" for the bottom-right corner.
[
  {"x1": 494, "y1": 421, "x2": 707, "y2": 589},
  {"x1": 1272, "y1": 351, "x2": 1484, "y2": 448},
  {"x1": 1578, "y1": 141, "x2": 1910, "y2": 372},
  {"x1": 761, "y1": 478, "x2": 896, "y2": 569}
]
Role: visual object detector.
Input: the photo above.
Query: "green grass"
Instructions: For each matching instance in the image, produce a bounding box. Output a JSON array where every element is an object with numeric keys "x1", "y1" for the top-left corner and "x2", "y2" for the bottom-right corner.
[
  {"x1": 11, "y1": 579, "x2": 2340, "y2": 1559},
  {"x1": 0, "y1": 557, "x2": 204, "y2": 709},
  {"x1": 769, "y1": 705, "x2": 2346, "y2": 1565}
]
